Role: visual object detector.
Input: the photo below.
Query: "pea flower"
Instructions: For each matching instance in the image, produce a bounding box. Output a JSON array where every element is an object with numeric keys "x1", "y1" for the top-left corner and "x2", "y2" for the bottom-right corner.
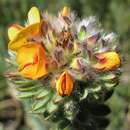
[
  {"x1": 94, "y1": 52, "x2": 121, "y2": 71},
  {"x1": 8, "y1": 6, "x2": 41, "y2": 51},
  {"x1": 16, "y1": 43, "x2": 47, "y2": 80},
  {"x1": 56, "y1": 71, "x2": 74, "y2": 96}
]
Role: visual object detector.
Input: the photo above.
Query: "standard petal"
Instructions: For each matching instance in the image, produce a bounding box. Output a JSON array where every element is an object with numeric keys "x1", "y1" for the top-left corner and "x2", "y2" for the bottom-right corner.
[
  {"x1": 8, "y1": 23, "x2": 40, "y2": 51},
  {"x1": 28, "y1": 6, "x2": 40, "y2": 25}
]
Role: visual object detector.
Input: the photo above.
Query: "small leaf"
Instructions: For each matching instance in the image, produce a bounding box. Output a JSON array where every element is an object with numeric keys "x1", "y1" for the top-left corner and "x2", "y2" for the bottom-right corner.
[
  {"x1": 18, "y1": 91, "x2": 36, "y2": 98},
  {"x1": 53, "y1": 95, "x2": 63, "y2": 103},
  {"x1": 33, "y1": 91, "x2": 54, "y2": 111},
  {"x1": 30, "y1": 107, "x2": 46, "y2": 113},
  {"x1": 105, "y1": 82, "x2": 118, "y2": 89},
  {"x1": 32, "y1": 97, "x2": 50, "y2": 111},
  {"x1": 80, "y1": 89, "x2": 88, "y2": 100},
  {"x1": 58, "y1": 119, "x2": 70, "y2": 129},
  {"x1": 100, "y1": 73, "x2": 116, "y2": 81},
  {"x1": 14, "y1": 80, "x2": 37, "y2": 85},
  {"x1": 36, "y1": 89, "x2": 49, "y2": 99},
  {"x1": 17, "y1": 84, "x2": 41, "y2": 92},
  {"x1": 47, "y1": 101, "x2": 58, "y2": 113},
  {"x1": 91, "y1": 85, "x2": 101, "y2": 93}
]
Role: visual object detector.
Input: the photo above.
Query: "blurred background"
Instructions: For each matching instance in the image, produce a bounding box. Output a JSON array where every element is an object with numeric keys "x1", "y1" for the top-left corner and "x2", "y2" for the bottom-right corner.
[{"x1": 0, "y1": 0, "x2": 130, "y2": 130}]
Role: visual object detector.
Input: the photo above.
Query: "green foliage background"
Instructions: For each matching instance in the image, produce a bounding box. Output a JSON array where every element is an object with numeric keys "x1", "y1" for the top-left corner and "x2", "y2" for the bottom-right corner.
[{"x1": 0, "y1": 0, "x2": 130, "y2": 130}]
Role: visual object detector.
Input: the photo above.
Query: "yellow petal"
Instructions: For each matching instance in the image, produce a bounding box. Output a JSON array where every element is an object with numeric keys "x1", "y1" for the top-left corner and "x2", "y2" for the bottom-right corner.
[
  {"x1": 16, "y1": 44, "x2": 36, "y2": 65},
  {"x1": 8, "y1": 24, "x2": 23, "y2": 40},
  {"x1": 65, "y1": 72, "x2": 73, "y2": 96},
  {"x1": 17, "y1": 43, "x2": 47, "y2": 80},
  {"x1": 20, "y1": 64, "x2": 37, "y2": 80},
  {"x1": 28, "y1": 6, "x2": 40, "y2": 25},
  {"x1": 35, "y1": 44, "x2": 48, "y2": 79},
  {"x1": 8, "y1": 23, "x2": 41, "y2": 51}
]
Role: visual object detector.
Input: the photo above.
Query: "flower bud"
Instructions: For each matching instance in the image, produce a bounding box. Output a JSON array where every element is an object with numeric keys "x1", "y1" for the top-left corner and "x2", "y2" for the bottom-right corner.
[
  {"x1": 56, "y1": 71, "x2": 74, "y2": 96},
  {"x1": 61, "y1": 6, "x2": 70, "y2": 17},
  {"x1": 87, "y1": 33, "x2": 100, "y2": 47},
  {"x1": 94, "y1": 52, "x2": 121, "y2": 71}
]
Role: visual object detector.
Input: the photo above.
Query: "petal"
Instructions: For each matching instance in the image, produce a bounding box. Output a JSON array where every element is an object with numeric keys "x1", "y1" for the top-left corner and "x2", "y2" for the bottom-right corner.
[
  {"x1": 20, "y1": 64, "x2": 37, "y2": 80},
  {"x1": 8, "y1": 24, "x2": 23, "y2": 40},
  {"x1": 56, "y1": 73, "x2": 64, "y2": 96},
  {"x1": 8, "y1": 23, "x2": 41, "y2": 51},
  {"x1": 17, "y1": 44, "x2": 47, "y2": 80},
  {"x1": 28, "y1": 6, "x2": 40, "y2": 25},
  {"x1": 35, "y1": 44, "x2": 48, "y2": 78},
  {"x1": 16, "y1": 44, "x2": 37, "y2": 65},
  {"x1": 65, "y1": 71, "x2": 73, "y2": 96}
]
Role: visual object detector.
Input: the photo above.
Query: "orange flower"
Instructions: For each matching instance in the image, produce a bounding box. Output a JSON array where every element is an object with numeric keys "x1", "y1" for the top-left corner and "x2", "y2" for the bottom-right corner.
[
  {"x1": 56, "y1": 71, "x2": 74, "y2": 96},
  {"x1": 93, "y1": 52, "x2": 121, "y2": 71},
  {"x1": 16, "y1": 43, "x2": 47, "y2": 80},
  {"x1": 8, "y1": 6, "x2": 41, "y2": 51}
]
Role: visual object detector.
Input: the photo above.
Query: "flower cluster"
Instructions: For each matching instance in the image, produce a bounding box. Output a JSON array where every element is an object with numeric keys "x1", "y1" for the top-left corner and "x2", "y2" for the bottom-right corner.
[
  {"x1": 7, "y1": 6, "x2": 122, "y2": 129},
  {"x1": 8, "y1": 6, "x2": 121, "y2": 98}
]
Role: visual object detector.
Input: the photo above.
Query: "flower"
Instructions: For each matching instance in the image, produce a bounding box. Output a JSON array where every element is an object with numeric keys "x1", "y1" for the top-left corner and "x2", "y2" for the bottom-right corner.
[
  {"x1": 8, "y1": 6, "x2": 41, "y2": 51},
  {"x1": 93, "y1": 52, "x2": 121, "y2": 71},
  {"x1": 7, "y1": 7, "x2": 47, "y2": 79},
  {"x1": 56, "y1": 71, "x2": 74, "y2": 96},
  {"x1": 16, "y1": 43, "x2": 47, "y2": 80}
]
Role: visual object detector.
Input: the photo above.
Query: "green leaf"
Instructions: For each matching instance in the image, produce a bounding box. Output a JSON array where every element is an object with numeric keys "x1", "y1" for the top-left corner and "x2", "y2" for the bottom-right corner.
[
  {"x1": 91, "y1": 85, "x2": 101, "y2": 92},
  {"x1": 18, "y1": 91, "x2": 37, "y2": 98},
  {"x1": 58, "y1": 119, "x2": 70, "y2": 130},
  {"x1": 33, "y1": 91, "x2": 54, "y2": 111},
  {"x1": 53, "y1": 95, "x2": 63, "y2": 103},
  {"x1": 30, "y1": 107, "x2": 46, "y2": 113},
  {"x1": 32, "y1": 97, "x2": 50, "y2": 111},
  {"x1": 17, "y1": 84, "x2": 41, "y2": 92},
  {"x1": 105, "y1": 82, "x2": 117, "y2": 89},
  {"x1": 47, "y1": 101, "x2": 58, "y2": 113},
  {"x1": 100, "y1": 73, "x2": 116, "y2": 81},
  {"x1": 80, "y1": 89, "x2": 88, "y2": 100},
  {"x1": 36, "y1": 89, "x2": 50, "y2": 99},
  {"x1": 14, "y1": 80, "x2": 37, "y2": 85}
]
